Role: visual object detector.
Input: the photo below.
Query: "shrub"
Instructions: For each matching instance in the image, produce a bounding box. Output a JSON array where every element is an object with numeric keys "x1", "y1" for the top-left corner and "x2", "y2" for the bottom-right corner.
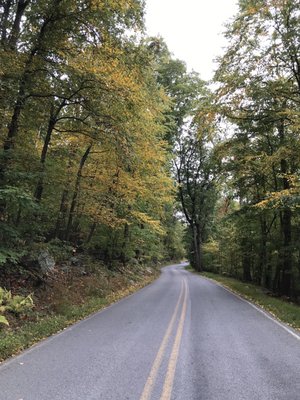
[{"x1": 0, "y1": 287, "x2": 34, "y2": 325}]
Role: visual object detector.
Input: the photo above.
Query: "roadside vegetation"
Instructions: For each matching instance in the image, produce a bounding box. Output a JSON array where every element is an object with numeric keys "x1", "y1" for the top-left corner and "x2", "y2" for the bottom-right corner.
[
  {"x1": 199, "y1": 1, "x2": 300, "y2": 302},
  {"x1": 0, "y1": 0, "x2": 187, "y2": 352},
  {"x1": 176, "y1": 1, "x2": 300, "y2": 305},
  {"x1": 0, "y1": 261, "x2": 159, "y2": 361},
  {"x1": 1, "y1": 0, "x2": 300, "y2": 357}
]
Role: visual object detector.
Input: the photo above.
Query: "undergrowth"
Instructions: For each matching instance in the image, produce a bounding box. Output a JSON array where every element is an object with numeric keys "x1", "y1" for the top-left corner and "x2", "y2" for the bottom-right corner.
[{"x1": 0, "y1": 262, "x2": 159, "y2": 361}]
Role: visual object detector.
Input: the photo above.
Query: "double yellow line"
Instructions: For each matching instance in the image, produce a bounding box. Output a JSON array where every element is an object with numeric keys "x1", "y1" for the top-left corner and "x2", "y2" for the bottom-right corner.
[{"x1": 140, "y1": 279, "x2": 188, "y2": 400}]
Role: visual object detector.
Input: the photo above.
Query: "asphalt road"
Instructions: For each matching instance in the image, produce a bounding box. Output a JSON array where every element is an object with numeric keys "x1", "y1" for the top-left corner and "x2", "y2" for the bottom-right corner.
[{"x1": 1, "y1": 263, "x2": 300, "y2": 400}]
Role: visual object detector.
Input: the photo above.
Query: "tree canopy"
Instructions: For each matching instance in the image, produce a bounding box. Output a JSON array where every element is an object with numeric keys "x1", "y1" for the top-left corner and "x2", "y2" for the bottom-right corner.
[{"x1": 1, "y1": 0, "x2": 300, "y2": 304}]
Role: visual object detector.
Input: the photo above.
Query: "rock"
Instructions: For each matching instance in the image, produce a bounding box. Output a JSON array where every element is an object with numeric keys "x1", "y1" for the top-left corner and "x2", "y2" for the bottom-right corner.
[
  {"x1": 37, "y1": 250, "x2": 56, "y2": 273},
  {"x1": 70, "y1": 257, "x2": 81, "y2": 266},
  {"x1": 60, "y1": 263, "x2": 71, "y2": 273},
  {"x1": 69, "y1": 256, "x2": 86, "y2": 275}
]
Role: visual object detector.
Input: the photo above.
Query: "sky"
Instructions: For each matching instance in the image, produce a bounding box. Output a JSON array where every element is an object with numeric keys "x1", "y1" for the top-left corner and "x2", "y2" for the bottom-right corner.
[{"x1": 145, "y1": 0, "x2": 239, "y2": 81}]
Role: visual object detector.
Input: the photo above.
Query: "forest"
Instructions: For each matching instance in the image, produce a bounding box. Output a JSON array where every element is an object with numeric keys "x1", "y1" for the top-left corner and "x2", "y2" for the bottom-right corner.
[{"x1": 0, "y1": 0, "x2": 300, "y2": 330}]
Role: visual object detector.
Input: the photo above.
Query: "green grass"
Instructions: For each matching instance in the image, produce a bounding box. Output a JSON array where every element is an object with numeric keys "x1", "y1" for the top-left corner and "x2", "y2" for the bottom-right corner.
[
  {"x1": 190, "y1": 268, "x2": 300, "y2": 331},
  {"x1": 0, "y1": 273, "x2": 158, "y2": 362}
]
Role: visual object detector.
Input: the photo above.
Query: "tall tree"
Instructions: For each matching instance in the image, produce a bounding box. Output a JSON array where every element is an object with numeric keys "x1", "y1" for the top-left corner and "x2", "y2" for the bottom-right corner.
[{"x1": 212, "y1": 0, "x2": 300, "y2": 297}]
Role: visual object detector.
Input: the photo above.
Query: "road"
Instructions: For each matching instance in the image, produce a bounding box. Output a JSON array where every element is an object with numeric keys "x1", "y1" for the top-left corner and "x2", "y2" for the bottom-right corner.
[{"x1": 0, "y1": 263, "x2": 300, "y2": 400}]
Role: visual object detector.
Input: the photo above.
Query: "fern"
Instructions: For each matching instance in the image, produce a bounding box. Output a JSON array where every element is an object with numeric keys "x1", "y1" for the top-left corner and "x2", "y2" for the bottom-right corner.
[
  {"x1": 0, "y1": 315, "x2": 9, "y2": 326},
  {"x1": 0, "y1": 248, "x2": 25, "y2": 266}
]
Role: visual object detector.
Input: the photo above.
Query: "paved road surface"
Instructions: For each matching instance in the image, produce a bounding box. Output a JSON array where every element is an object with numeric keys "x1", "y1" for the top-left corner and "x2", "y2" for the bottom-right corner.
[{"x1": 1, "y1": 263, "x2": 300, "y2": 400}]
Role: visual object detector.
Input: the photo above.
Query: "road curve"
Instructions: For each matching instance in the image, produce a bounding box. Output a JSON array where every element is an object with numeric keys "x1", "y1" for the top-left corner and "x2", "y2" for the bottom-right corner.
[{"x1": 0, "y1": 263, "x2": 300, "y2": 400}]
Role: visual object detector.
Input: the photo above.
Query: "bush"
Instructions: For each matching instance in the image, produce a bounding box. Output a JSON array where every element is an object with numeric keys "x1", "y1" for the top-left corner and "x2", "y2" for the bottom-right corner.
[{"x1": 0, "y1": 287, "x2": 34, "y2": 325}]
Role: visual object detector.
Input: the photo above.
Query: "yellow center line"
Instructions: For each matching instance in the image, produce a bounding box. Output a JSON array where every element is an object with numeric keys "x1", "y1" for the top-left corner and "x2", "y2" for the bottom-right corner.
[
  {"x1": 160, "y1": 278, "x2": 188, "y2": 400},
  {"x1": 139, "y1": 280, "x2": 185, "y2": 400}
]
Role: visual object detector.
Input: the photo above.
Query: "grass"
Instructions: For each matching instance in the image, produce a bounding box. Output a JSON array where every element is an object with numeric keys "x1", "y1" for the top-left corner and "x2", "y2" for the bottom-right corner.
[
  {"x1": 0, "y1": 268, "x2": 159, "y2": 362},
  {"x1": 188, "y1": 267, "x2": 300, "y2": 332}
]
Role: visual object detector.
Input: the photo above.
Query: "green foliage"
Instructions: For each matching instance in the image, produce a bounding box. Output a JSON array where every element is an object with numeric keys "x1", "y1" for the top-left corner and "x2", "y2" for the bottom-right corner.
[
  {"x1": 163, "y1": 213, "x2": 186, "y2": 261},
  {"x1": 0, "y1": 287, "x2": 11, "y2": 305},
  {"x1": 0, "y1": 186, "x2": 37, "y2": 212},
  {"x1": 0, "y1": 316, "x2": 9, "y2": 326},
  {"x1": 5, "y1": 294, "x2": 34, "y2": 316},
  {"x1": 0, "y1": 1, "x2": 182, "y2": 271},
  {"x1": 46, "y1": 239, "x2": 74, "y2": 262},
  {"x1": 0, "y1": 187, "x2": 38, "y2": 266},
  {"x1": 152, "y1": 43, "x2": 217, "y2": 271},
  {"x1": 0, "y1": 248, "x2": 25, "y2": 266},
  {"x1": 0, "y1": 287, "x2": 33, "y2": 315},
  {"x1": 175, "y1": 127, "x2": 218, "y2": 271},
  {"x1": 209, "y1": 0, "x2": 300, "y2": 298},
  {"x1": 202, "y1": 239, "x2": 220, "y2": 273},
  {"x1": 0, "y1": 287, "x2": 34, "y2": 327}
]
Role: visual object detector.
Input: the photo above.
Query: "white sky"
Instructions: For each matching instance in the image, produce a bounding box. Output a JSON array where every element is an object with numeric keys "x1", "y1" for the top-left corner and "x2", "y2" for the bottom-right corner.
[{"x1": 145, "y1": 0, "x2": 239, "y2": 81}]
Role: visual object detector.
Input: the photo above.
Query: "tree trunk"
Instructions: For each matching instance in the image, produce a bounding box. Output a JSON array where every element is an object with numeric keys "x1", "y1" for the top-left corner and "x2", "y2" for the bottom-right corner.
[
  {"x1": 34, "y1": 101, "x2": 65, "y2": 202},
  {"x1": 65, "y1": 145, "x2": 92, "y2": 241},
  {"x1": 259, "y1": 216, "x2": 268, "y2": 287},
  {"x1": 55, "y1": 189, "x2": 69, "y2": 239},
  {"x1": 241, "y1": 237, "x2": 252, "y2": 282},
  {"x1": 86, "y1": 222, "x2": 96, "y2": 244},
  {"x1": 0, "y1": 13, "x2": 52, "y2": 182},
  {"x1": 0, "y1": 0, "x2": 12, "y2": 44},
  {"x1": 192, "y1": 224, "x2": 202, "y2": 272},
  {"x1": 277, "y1": 121, "x2": 292, "y2": 297},
  {"x1": 280, "y1": 207, "x2": 292, "y2": 296},
  {"x1": 273, "y1": 257, "x2": 282, "y2": 294},
  {"x1": 34, "y1": 108, "x2": 56, "y2": 201},
  {"x1": 54, "y1": 150, "x2": 75, "y2": 239},
  {"x1": 8, "y1": 0, "x2": 30, "y2": 49},
  {"x1": 242, "y1": 255, "x2": 252, "y2": 282},
  {"x1": 120, "y1": 223, "x2": 129, "y2": 264}
]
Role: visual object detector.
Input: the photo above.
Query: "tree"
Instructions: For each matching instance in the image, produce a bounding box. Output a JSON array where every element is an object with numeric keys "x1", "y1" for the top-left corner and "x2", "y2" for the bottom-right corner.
[
  {"x1": 0, "y1": 1, "x2": 179, "y2": 270},
  {"x1": 175, "y1": 129, "x2": 217, "y2": 271},
  {"x1": 150, "y1": 43, "x2": 218, "y2": 270},
  {"x1": 212, "y1": 0, "x2": 300, "y2": 297}
]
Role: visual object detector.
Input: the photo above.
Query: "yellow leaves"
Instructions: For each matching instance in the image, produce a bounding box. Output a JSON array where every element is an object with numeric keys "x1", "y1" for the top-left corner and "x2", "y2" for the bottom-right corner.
[
  {"x1": 202, "y1": 239, "x2": 220, "y2": 255},
  {"x1": 131, "y1": 211, "x2": 165, "y2": 235},
  {"x1": 42, "y1": 22, "x2": 174, "y2": 236},
  {"x1": 76, "y1": 123, "x2": 173, "y2": 231},
  {"x1": 90, "y1": 0, "x2": 135, "y2": 12},
  {"x1": 85, "y1": 203, "x2": 127, "y2": 228},
  {"x1": 67, "y1": 46, "x2": 142, "y2": 106},
  {"x1": 256, "y1": 189, "x2": 289, "y2": 209},
  {"x1": 246, "y1": 6, "x2": 260, "y2": 15},
  {"x1": 241, "y1": 2, "x2": 271, "y2": 18},
  {"x1": 72, "y1": 108, "x2": 173, "y2": 231},
  {"x1": 256, "y1": 175, "x2": 300, "y2": 210}
]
